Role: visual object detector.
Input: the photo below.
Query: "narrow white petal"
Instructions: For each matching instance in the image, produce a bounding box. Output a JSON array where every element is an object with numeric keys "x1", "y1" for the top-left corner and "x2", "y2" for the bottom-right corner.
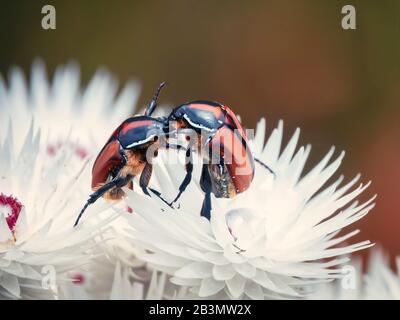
[
  {"x1": 226, "y1": 274, "x2": 246, "y2": 298},
  {"x1": 199, "y1": 277, "x2": 225, "y2": 297}
]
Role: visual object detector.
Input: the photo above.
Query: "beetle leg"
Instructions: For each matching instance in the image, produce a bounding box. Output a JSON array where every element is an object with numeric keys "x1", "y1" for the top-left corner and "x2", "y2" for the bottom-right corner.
[
  {"x1": 199, "y1": 164, "x2": 212, "y2": 220},
  {"x1": 147, "y1": 188, "x2": 172, "y2": 207},
  {"x1": 170, "y1": 148, "x2": 193, "y2": 206},
  {"x1": 139, "y1": 162, "x2": 172, "y2": 207},
  {"x1": 139, "y1": 162, "x2": 152, "y2": 195},
  {"x1": 74, "y1": 174, "x2": 133, "y2": 227},
  {"x1": 254, "y1": 157, "x2": 275, "y2": 176},
  {"x1": 201, "y1": 192, "x2": 212, "y2": 220}
]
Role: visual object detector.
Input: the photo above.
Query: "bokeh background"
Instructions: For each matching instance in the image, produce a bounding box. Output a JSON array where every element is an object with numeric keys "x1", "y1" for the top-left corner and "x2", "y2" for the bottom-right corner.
[{"x1": 0, "y1": 0, "x2": 399, "y2": 265}]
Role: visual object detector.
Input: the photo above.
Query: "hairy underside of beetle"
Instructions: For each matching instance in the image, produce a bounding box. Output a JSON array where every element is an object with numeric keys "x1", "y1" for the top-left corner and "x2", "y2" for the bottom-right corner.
[
  {"x1": 95, "y1": 149, "x2": 149, "y2": 201},
  {"x1": 208, "y1": 163, "x2": 237, "y2": 198}
]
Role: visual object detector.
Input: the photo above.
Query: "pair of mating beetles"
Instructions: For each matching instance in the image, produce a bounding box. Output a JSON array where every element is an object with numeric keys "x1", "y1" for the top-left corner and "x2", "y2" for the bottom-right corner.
[{"x1": 74, "y1": 83, "x2": 273, "y2": 226}]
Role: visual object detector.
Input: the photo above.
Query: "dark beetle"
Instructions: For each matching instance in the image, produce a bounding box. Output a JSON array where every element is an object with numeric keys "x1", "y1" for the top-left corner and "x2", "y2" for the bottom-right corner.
[{"x1": 165, "y1": 100, "x2": 273, "y2": 219}]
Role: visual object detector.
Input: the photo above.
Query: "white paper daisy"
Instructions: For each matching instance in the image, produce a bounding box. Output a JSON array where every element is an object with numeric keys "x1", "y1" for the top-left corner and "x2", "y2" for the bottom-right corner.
[
  {"x1": 308, "y1": 248, "x2": 400, "y2": 300},
  {"x1": 0, "y1": 60, "x2": 172, "y2": 226},
  {"x1": 59, "y1": 243, "x2": 186, "y2": 300},
  {"x1": 364, "y1": 248, "x2": 400, "y2": 299},
  {"x1": 0, "y1": 61, "x2": 154, "y2": 300},
  {"x1": 58, "y1": 233, "x2": 148, "y2": 300},
  {"x1": 306, "y1": 258, "x2": 363, "y2": 300},
  {"x1": 0, "y1": 123, "x2": 116, "y2": 299},
  {"x1": 125, "y1": 119, "x2": 375, "y2": 299}
]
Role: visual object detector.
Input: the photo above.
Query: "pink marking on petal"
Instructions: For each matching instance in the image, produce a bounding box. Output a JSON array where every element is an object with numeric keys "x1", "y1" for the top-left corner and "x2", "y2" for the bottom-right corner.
[
  {"x1": 47, "y1": 144, "x2": 58, "y2": 157},
  {"x1": 75, "y1": 147, "x2": 88, "y2": 159},
  {"x1": 126, "y1": 206, "x2": 133, "y2": 214},
  {"x1": 72, "y1": 273, "x2": 85, "y2": 285},
  {"x1": 46, "y1": 141, "x2": 90, "y2": 159}
]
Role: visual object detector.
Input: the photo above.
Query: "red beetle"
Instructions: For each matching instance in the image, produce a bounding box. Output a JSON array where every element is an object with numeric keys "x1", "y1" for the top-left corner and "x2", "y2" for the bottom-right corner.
[
  {"x1": 166, "y1": 100, "x2": 274, "y2": 219},
  {"x1": 74, "y1": 82, "x2": 180, "y2": 226}
]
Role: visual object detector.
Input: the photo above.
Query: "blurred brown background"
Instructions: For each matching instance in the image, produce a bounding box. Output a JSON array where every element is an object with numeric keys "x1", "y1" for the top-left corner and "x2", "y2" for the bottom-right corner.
[{"x1": 0, "y1": 0, "x2": 399, "y2": 263}]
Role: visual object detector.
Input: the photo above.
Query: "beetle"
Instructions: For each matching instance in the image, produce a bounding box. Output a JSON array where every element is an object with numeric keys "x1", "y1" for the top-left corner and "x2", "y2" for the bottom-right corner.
[
  {"x1": 73, "y1": 82, "x2": 182, "y2": 227},
  {"x1": 164, "y1": 100, "x2": 274, "y2": 219}
]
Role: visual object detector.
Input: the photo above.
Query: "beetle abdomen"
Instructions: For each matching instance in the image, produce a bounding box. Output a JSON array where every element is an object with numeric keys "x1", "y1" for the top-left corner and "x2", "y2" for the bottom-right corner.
[
  {"x1": 208, "y1": 163, "x2": 237, "y2": 198},
  {"x1": 206, "y1": 125, "x2": 255, "y2": 195},
  {"x1": 91, "y1": 139, "x2": 123, "y2": 190}
]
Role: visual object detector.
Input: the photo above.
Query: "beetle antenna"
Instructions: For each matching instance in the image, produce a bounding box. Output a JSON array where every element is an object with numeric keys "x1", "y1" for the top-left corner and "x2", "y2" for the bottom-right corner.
[
  {"x1": 254, "y1": 157, "x2": 275, "y2": 176},
  {"x1": 145, "y1": 81, "x2": 167, "y2": 116},
  {"x1": 73, "y1": 175, "x2": 132, "y2": 227}
]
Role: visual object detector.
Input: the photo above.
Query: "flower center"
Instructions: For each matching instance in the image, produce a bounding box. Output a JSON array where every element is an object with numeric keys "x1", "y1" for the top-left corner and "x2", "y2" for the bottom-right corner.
[
  {"x1": 0, "y1": 193, "x2": 22, "y2": 232},
  {"x1": 225, "y1": 208, "x2": 264, "y2": 253}
]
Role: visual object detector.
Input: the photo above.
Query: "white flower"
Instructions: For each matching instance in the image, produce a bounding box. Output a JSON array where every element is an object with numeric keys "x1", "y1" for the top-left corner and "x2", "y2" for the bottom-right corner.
[
  {"x1": 364, "y1": 248, "x2": 400, "y2": 299},
  {"x1": 0, "y1": 60, "x2": 181, "y2": 300},
  {"x1": 59, "y1": 260, "x2": 170, "y2": 300},
  {"x1": 308, "y1": 248, "x2": 400, "y2": 300},
  {"x1": 0, "y1": 60, "x2": 170, "y2": 228},
  {"x1": 306, "y1": 258, "x2": 363, "y2": 300},
  {"x1": 125, "y1": 119, "x2": 375, "y2": 299},
  {"x1": 58, "y1": 237, "x2": 186, "y2": 300},
  {"x1": 0, "y1": 60, "x2": 379, "y2": 300},
  {"x1": 0, "y1": 61, "x2": 148, "y2": 299},
  {"x1": 0, "y1": 124, "x2": 115, "y2": 299},
  {"x1": 58, "y1": 232, "x2": 148, "y2": 300}
]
